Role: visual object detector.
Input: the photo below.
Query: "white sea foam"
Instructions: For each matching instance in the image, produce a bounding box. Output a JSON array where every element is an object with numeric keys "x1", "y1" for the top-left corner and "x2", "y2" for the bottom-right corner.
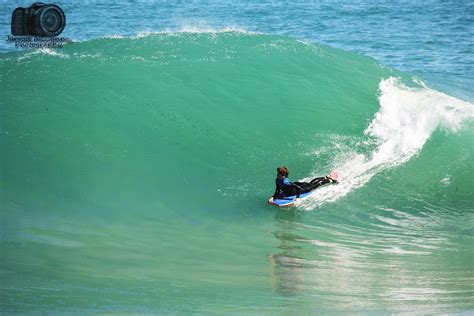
[
  {"x1": 171, "y1": 20, "x2": 252, "y2": 34},
  {"x1": 17, "y1": 48, "x2": 70, "y2": 61},
  {"x1": 104, "y1": 34, "x2": 126, "y2": 39},
  {"x1": 130, "y1": 24, "x2": 254, "y2": 39},
  {"x1": 301, "y1": 77, "x2": 474, "y2": 210}
]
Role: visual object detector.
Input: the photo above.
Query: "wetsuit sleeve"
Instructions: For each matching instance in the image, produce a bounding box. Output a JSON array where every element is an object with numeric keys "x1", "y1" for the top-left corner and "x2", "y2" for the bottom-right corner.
[{"x1": 273, "y1": 179, "x2": 282, "y2": 198}]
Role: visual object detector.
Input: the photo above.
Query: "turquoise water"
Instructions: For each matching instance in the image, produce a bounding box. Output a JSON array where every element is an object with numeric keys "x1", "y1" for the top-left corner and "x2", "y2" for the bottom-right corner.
[{"x1": 1, "y1": 1, "x2": 474, "y2": 315}]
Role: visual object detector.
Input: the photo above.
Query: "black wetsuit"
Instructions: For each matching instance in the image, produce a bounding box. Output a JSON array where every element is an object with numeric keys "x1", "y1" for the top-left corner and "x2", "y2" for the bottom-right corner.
[{"x1": 273, "y1": 176, "x2": 331, "y2": 198}]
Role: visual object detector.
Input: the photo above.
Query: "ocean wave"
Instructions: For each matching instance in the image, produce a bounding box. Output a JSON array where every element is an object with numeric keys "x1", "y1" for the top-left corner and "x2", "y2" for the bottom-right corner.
[{"x1": 301, "y1": 77, "x2": 474, "y2": 210}]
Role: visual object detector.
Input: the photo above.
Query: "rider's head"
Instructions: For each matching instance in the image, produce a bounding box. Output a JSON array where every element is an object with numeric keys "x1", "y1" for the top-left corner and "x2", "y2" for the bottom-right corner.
[{"x1": 277, "y1": 166, "x2": 289, "y2": 178}]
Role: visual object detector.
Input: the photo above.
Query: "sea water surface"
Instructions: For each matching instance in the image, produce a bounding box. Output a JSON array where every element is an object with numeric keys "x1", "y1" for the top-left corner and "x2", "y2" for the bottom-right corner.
[{"x1": 1, "y1": 1, "x2": 473, "y2": 314}]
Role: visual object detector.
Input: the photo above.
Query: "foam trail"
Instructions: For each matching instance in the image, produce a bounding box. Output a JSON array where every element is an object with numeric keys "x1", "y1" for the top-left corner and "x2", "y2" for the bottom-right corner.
[{"x1": 301, "y1": 77, "x2": 474, "y2": 210}]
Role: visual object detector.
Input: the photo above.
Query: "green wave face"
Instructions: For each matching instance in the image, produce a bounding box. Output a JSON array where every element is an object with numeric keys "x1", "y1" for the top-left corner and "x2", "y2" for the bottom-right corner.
[{"x1": 1, "y1": 33, "x2": 473, "y2": 314}]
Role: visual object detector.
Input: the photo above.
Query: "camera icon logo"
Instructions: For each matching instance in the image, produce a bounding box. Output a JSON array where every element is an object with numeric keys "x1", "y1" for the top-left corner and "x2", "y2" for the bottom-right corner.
[{"x1": 11, "y1": 2, "x2": 66, "y2": 37}]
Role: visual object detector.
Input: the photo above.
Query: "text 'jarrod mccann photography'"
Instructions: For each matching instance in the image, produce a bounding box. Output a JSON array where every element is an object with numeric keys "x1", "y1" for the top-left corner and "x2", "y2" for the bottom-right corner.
[
  {"x1": 6, "y1": 35, "x2": 69, "y2": 48},
  {"x1": 6, "y1": 2, "x2": 69, "y2": 49}
]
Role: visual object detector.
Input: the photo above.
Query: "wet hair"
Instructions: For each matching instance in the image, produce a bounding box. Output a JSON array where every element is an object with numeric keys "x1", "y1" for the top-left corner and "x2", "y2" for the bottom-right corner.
[{"x1": 277, "y1": 166, "x2": 289, "y2": 177}]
